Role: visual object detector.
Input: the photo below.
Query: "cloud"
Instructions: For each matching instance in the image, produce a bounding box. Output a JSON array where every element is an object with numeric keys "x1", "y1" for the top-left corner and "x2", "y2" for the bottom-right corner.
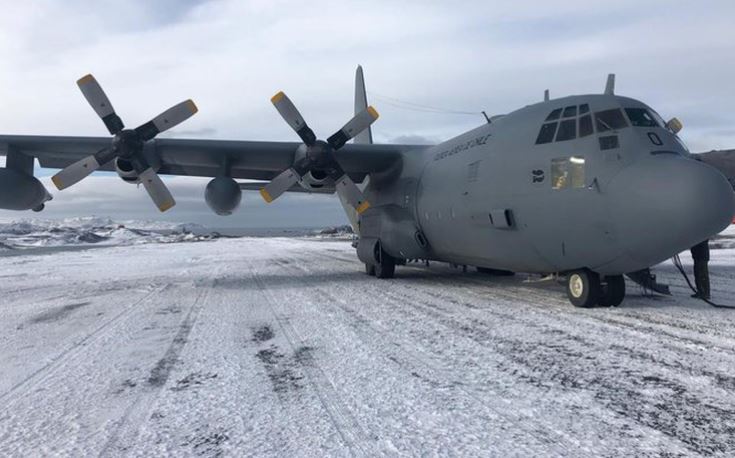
[{"x1": 1, "y1": 1, "x2": 734, "y2": 224}]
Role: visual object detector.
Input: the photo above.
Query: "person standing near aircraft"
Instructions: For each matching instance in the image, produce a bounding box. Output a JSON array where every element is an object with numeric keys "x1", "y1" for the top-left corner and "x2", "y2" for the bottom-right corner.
[{"x1": 690, "y1": 240, "x2": 711, "y2": 300}]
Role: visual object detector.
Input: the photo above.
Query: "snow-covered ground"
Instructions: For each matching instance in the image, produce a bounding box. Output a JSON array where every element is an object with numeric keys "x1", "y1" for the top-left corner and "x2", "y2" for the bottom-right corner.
[{"x1": 1, "y1": 228, "x2": 735, "y2": 456}]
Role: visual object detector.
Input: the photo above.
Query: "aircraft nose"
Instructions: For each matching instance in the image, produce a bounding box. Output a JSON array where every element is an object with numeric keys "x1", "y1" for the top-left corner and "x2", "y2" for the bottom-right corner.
[{"x1": 608, "y1": 155, "x2": 735, "y2": 267}]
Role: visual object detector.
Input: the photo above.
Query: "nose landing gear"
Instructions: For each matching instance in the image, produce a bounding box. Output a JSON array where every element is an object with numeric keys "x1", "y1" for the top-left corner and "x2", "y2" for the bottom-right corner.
[{"x1": 566, "y1": 269, "x2": 625, "y2": 307}]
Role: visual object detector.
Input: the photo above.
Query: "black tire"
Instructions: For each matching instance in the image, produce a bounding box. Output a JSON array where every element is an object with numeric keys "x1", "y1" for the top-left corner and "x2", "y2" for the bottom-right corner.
[
  {"x1": 600, "y1": 275, "x2": 626, "y2": 307},
  {"x1": 566, "y1": 269, "x2": 602, "y2": 308},
  {"x1": 374, "y1": 250, "x2": 396, "y2": 279},
  {"x1": 365, "y1": 263, "x2": 376, "y2": 276}
]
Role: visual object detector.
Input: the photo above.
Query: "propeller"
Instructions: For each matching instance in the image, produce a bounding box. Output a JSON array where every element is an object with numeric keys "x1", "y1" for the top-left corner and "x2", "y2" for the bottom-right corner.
[
  {"x1": 261, "y1": 91, "x2": 377, "y2": 214},
  {"x1": 51, "y1": 74, "x2": 197, "y2": 212}
]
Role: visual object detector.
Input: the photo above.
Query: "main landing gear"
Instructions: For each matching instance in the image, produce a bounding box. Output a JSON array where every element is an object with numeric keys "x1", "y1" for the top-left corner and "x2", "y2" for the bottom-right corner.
[
  {"x1": 364, "y1": 244, "x2": 396, "y2": 279},
  {"x1": 566, "y1": 269, "x2": 625, "y2": 308}
]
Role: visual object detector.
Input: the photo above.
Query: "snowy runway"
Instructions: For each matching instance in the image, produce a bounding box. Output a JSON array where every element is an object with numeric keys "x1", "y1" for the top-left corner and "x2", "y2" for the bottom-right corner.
[{"x1": 1, "y1": 237, "x2": 735, "y2": 456}]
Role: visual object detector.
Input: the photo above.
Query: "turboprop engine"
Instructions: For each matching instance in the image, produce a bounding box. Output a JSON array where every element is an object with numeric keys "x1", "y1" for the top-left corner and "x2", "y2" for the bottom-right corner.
[
  {"x1": 205, "y1": 176, "x2": 242, "y2": 215},
  {"x1": 299, "y1": 170, "x2": 330, "y2": 190},
  {"x1": 115, "y1": 158, "x2": 140, "y2": 184},
  {"x1": 0, "y1": 168, "x2": 52, "y2": 211}
]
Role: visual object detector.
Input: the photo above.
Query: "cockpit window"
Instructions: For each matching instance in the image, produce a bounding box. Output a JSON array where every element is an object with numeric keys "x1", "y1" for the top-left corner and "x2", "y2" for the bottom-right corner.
[
  {"x1": 562, "y1": 106, "x2": 577, "y2": 118},
  {"x1": 545, "y1": 109, "x2": 562, "y2": 121},
  {"x1": 579, "y1": 103, "x2": 590, "y2": 114},
  {"x1": 556, "y1": 119, "x2": 576, "y2": 142},
  {"x1": 536, "y1": 122, "x2": 558, "y2": 144},
  {"x1": 579, "y1": 115, "x2": 593, "y2": 137},
  {"x1": 625, "y1": 108, "x2": 660, "y2": 127},
  {"x1": 594, "y1": 109, "x2": 628, "y2": 132}
]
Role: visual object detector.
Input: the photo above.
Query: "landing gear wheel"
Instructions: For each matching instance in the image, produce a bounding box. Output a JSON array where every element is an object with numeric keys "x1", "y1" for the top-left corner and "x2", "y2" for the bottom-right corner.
[
  {"x1": 566, "y1": 269, "x2": 601, "y2": 308},
  {"x1": 365, "y1": 263, "x2": 376, "y2": 276},
  {"x1": 600, "y1": 275, "x2": 626, "y2": 307},
  {"x1": 374, "y1": 245, "x2": 396, "y2": 279}
]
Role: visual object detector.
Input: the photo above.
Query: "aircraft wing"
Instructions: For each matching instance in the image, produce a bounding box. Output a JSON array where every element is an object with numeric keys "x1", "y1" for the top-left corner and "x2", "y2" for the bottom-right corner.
[
  {"x1": 699, "y1": 149, "x2": 735, "y2": 188},
  {"x1": 0, "y1": 135, "x2": 421, "y2": 183}
]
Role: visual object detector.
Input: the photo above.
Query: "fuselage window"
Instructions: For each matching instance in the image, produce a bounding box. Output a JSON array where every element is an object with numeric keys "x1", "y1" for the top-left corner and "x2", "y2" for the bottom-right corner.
[
  {"x1": 556, "y1": 119, "x2": 576, "y2": 142},
  {"x1": 625, "y1": 108, "x2": 659, "y2": 127},
  {"x1": 545, "y1": 109, "x2": 562, "y2": 121},
  {"x1": 579, "y1": 103, "x2": 590, "y2": 114},
  {"x1": 594, "y1": 108, "x2": 628, "y2": 132},
  {"x1": 536, "y1": 122, "x2": 558, "y2": 144},
  {"x1": 551, "y1": 156, "x2": 586, "y2": 190},
  {"x1": 579, "y1": 115, "x2": 593, "y2": 137},
  {"x1": 563, "y1": 106, "x2": 577, "y2": 118}
]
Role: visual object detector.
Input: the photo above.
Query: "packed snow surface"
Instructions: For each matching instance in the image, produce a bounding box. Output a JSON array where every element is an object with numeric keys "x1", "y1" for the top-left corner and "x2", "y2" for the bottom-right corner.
[{"x1": 1, "y1": 229, "x2": 735, "y2": 456}]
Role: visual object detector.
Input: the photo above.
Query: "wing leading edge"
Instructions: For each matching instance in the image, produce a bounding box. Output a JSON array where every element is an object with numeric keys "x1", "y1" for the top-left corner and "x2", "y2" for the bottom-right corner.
[{"x1": 0, "y1": 135, "x2": 423, "y2": 183}]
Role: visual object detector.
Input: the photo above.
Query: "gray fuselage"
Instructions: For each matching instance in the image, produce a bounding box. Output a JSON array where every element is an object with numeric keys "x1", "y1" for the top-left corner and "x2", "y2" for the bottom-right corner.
[{"x1": 362, "y1": 94, "x2": 735, "y2": 275}]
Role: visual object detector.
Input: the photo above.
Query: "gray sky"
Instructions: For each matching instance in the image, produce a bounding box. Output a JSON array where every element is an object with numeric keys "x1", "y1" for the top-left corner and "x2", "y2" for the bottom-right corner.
[{"x1": 1, "y1": 0, "x2": 734, "y2": 227}]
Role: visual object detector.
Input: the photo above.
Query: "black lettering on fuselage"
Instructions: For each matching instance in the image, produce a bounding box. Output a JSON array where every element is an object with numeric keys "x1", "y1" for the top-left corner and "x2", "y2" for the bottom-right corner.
[{"x1": 433, "y1": 134, "x2": 491, "y2": 162}]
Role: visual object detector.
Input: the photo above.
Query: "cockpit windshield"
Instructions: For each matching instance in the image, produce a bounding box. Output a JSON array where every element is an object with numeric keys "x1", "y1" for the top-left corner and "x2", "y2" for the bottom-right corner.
[
  {"x1": 625, "y1": 108, "x2": 660, "y2": 128},
  {"x1": 594, "y1": 109, "x2": 628, "y2": 132}
]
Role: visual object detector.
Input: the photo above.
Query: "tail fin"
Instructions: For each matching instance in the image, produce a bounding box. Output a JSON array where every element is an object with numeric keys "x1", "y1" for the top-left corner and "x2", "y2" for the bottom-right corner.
[
  {"x1": 353, "y1": 65, "x2": 373, "y2": 145},
  {"x1": 338, "y1": 65, "x2": 372, "y2": 234}
]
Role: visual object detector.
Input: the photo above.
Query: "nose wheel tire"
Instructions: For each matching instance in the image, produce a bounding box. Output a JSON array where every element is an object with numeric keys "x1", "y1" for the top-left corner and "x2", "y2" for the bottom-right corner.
[
  {"x1": 365, "y1": 263, "x2": 376, "y2": 276},
  {"x1": 600, "y1": 275, "x2": 626, "y2": 307},
  {"x1": 566, "y1": 269, "x2": 602, "y2": 308}
]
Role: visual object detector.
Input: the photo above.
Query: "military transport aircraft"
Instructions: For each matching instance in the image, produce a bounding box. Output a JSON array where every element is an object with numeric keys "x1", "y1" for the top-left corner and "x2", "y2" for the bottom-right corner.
[{"x1": 1, "y1": 68, "x2": 734, "y2": 308}]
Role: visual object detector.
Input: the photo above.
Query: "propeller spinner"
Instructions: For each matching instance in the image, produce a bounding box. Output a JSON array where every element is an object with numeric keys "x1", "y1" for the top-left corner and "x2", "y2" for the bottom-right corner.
[
  {"x1": 51, "y1": 74, "x2": 198, "y2": 212},
  {"x1": 262, "y1": 91, "x2": 377, "y2": 214}
]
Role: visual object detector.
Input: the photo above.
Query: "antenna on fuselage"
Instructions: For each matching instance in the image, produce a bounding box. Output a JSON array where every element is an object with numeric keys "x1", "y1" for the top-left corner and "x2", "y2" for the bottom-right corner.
[
  {"x1": 481, "y1": 111, "x2": 491, "y2": 124},
  {"x1": 544, "y1": 89, "x2": 550, "y2": 102},
  {"x1": 604, "y1": 74, "x2": 616, "y2": 95}
]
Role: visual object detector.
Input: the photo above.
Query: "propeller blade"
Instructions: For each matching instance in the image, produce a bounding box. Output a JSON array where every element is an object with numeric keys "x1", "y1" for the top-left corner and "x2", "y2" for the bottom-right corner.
[
  {"x1": 260, "y1": 168, "x2": 300, "y2": 203},
  {"x1": 327, "y1": 106, "x2": 379, "y2": 150},
  {"x1": 271, "y1": 91, "x2": 317, "y2": 146},
  {"x1": 138, "y1": 168, "x2": 176, "y2": 212},
  {"x1": 50, "y1": 148, "x2": 112, "y2": 190},
  {"x1": 135, "y1": 99, "x2": 198, "y2": 141},
  {"x1": 334, "y1": 173, "x2": 371, "y2": 214},
  {"x1": 77, "y1": 74, "x2": 125, "y2": 135}
]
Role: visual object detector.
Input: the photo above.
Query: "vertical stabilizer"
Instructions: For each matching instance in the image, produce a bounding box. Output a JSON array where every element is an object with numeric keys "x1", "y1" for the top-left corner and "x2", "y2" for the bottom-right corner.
[
  {"x1": 354, "y1": 65, "x2": 373, "y2": 145},
  {"x1": 339, "y1": 65, "x2": 373, "y2": 234}
]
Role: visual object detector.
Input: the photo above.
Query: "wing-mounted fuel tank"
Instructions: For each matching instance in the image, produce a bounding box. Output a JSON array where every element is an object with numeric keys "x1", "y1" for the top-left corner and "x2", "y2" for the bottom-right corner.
[
  {"x1": 205, "y1": 176, "x2": 242, "y2": 216},
  {"x1": 0, "y1": 149, "x2": 52, "y2": 212}
]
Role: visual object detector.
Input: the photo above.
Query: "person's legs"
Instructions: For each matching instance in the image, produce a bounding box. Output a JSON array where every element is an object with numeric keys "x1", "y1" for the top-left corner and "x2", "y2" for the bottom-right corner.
[{"x1": 691, "y1": 240, "x2": 711, "y2": 299}]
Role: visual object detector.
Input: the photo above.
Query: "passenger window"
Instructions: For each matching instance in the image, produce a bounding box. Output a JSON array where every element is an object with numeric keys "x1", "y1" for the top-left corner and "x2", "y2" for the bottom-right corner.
[
  {"x1": 551, "y1": 157, "x2": 586, "y2": 189},
  {"x1": 625, "y1": 108, "x2": 659, "y2": 127},
  {"x1": 545, "y1": 109, "x2": 562, "y2": 121},
  {"x1": 563, "y1": 106, "x2": 577, "y2": 118},
  {"x1": 536, "y1": 122, "x2": 558, "y2": 144},
  {"x1": 556, "y1": 119, "x2": 576, "y2": 142},
  {"x1": 579, "y1": 104, "x2": 590, "y2": 114},
  {"x1": 595, "y1": 109, "x2": 628, "y2": 131},
  {"x1": 579, "y1": 115, "x2": 593, "y2": 137}
]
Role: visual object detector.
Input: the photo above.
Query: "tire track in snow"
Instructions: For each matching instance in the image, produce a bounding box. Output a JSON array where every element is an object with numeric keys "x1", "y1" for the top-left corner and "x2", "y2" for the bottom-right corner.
[
  {"x1": 0, "y1": 283, "x2": 170, "y2": 408},
  {"x1": 271, "y1": 257, "x2": 584, "y2": 457},
  {"x1": 288, "y1": 249, "x2": 735, "y2": 455},
  {"x1": 249, "y1": 263, "x2": 372, "y2": 458},
  {"x1": 98, "y1": 279, "x2": 214, "y2": 457}
]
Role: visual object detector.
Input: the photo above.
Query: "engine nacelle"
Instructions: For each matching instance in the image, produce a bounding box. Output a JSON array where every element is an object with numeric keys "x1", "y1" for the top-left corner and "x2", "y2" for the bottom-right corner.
[
  {"x1": 0, "y1": 168, "x2": 52, "y2": 211},
  {"x1": 299, "y1": 170, "x2": 331, "y2": 191},
  {"x1": 205, "y1": 177, "x2": 242, "y2": 215},
  {"x1": 115, "y1": 158, "x2": 140, "y2": 184}
]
